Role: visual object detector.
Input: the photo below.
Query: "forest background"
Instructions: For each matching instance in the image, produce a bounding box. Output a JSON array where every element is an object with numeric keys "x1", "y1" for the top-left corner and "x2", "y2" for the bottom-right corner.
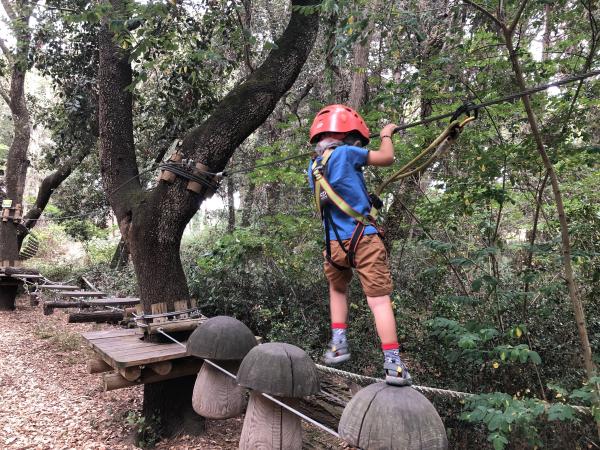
[{"x1": 1, "y1": 0, "x2": 599, "y2": 448}]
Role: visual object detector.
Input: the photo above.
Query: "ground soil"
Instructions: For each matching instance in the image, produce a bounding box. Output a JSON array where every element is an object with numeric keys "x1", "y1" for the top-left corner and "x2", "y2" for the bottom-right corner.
[{"x1": 0, "y1": 296, "x2": 244, "y2": 449}]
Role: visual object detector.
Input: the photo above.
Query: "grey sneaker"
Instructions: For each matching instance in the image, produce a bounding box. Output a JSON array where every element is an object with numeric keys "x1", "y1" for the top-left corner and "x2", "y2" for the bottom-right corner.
[
  {"x1": 384, "y1": 357, "x2": 413, "y2": 386},
  {"x1": 323, "y1": 340, "x2": 351, "y2": 365}
]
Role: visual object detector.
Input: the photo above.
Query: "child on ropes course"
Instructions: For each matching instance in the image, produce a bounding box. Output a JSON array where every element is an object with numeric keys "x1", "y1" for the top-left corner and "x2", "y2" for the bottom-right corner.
[{"x1": 308, "y1": 104, "x2": 412, "y2": 386}]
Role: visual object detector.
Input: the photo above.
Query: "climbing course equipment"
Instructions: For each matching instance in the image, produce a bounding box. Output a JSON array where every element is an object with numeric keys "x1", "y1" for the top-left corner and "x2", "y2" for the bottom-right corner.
[{"x1": 309, "y1": 104, "x2": 370, "y2": 145}]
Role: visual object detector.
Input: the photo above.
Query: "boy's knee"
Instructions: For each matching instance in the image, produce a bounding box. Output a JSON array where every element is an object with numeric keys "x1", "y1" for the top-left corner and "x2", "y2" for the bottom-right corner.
[{"x1": 366, "y1": 295, "x2": 392, "y2": 308}]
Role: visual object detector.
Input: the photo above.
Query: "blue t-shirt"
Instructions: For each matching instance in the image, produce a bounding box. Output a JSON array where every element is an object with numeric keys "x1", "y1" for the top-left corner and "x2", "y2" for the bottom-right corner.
[{"x1": 308, "y1": 145, "x2": 378, "y2": 241}]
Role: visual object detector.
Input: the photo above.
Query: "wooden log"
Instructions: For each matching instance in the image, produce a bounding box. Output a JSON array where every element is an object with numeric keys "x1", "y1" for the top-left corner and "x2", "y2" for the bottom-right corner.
[
  {"x1": 338, "y1": 382, "x2": 448, "y2": 450},
  {"x1": 80, "y1": 276, "x2": 97, "y2": 291},
  {"x1": 44, "y1": 300, "x2": 86, "y2": 310},
  {"x1": 148, "y1": 361, "x2": 172, "y2": 376},
  {"x1": 239, "y1": 392, "x2": 301, "y2": 450},
  {"x1": 37, "y1": 284, "x2": 80, "y2": 290},
  {"x1": 192, "y1": 361, "x2": 247, "y2": 419},
  {"x1": 119, "y1": 366, "x2": 142, "y2": 382},
  {"x1": 186, "y1": 162, "x2": 211, "y2": 194},
  {"x1": 146, "y1": 318, "x2": 203, "y2": 335},
  {"x1": 159, "y1": 151, "x2": 182, "y2": 183},
  {"x1": 103, "y1": 359, "x2": 203, "y2": 391},
  {"x1": 60, "y1": 290, "x2": 105, "y2": 298},
  {"x1": 68, "y1": 310, "x2": 124, "y2": 323},
  {"x1": 87, "y1": 357, "x2": 113, "y2": 374},
  {"x1": 84, "y1": 297, "x2": 140, "y2": 307}
]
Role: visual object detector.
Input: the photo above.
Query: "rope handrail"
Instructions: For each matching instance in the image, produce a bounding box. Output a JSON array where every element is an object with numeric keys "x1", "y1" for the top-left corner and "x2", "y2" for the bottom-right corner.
[{"x1": 315, "y1": 364, "x2": 592, "y2": 416}]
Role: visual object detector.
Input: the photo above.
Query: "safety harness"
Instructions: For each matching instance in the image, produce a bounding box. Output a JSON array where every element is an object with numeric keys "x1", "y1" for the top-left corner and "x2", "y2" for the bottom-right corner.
[
  {"x1": 311, "y1": 110, "x2": 476, "y2": 271},
  {"x1": 311, "y1": 148, "x2": 382, "y2": 271}
]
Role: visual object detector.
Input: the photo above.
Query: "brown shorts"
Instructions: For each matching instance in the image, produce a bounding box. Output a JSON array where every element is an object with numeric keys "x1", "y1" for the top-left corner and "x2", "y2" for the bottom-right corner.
[{"x1": 323, "y1": 234, "x2": 393, "y2": 297}]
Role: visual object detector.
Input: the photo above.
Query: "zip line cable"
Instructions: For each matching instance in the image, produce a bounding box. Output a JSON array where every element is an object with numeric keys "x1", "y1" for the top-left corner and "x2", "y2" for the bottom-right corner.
[{"x1": 184, "y1": 69, "x2": 600, "y2": 178}]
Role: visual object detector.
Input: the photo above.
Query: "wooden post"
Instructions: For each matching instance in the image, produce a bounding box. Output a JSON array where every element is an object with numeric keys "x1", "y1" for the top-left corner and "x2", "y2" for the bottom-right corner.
[
  {"x1": 158, "y1": 151, "x2": 182, "y2": 183},
  {"x1": 13, "y1": 204, "x2": 22, "y2": 222}
]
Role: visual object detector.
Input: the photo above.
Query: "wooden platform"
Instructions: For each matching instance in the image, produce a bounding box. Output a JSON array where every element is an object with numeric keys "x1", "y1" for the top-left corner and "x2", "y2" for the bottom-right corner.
[
  {"x1": 59, "y1": 290, "x2": 105, "y2": 298},
  {"x1": 82, "y1": 328, "x2": 187, "y2": 369},
  {"x1": 83, "y1": 297, "x2": 140, "y2": 307}
]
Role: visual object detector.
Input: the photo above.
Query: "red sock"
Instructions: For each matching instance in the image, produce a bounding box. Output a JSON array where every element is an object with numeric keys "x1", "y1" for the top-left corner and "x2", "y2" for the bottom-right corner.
[
  {"x1": 331, "y1": 323, "x2": 347, "y2": 329},
  {"x1": 381, "y1": 342, "x2": 399, "y2": 351}
]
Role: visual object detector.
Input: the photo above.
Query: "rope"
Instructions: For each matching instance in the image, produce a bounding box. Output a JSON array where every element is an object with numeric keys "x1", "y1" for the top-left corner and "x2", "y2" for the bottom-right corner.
[
  {"x1": 376, "y1": 69, "x2": 600, "y2": 137},
  {"x1": 155, "y1": 328, "x2": 341, "y2": 439},
  {"x1": 315, "y1": 364, "x2": 592, "y2": 416}
]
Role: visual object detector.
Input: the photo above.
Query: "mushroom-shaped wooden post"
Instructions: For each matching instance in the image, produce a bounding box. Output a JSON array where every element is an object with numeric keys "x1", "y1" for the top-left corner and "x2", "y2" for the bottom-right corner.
[
  {"x1": 237, "y1": 342, "x2": 320, "y2": 450},
  {"x1": 187, "y1": 316, "x2": 257, "y2": 419},
  {"x1": 339, "y1": 382, "x2": 448, "y2": 450}
]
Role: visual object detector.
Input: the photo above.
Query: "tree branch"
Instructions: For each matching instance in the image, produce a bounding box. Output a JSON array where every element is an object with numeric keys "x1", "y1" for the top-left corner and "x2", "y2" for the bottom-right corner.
[
  {"x1": 508, "y1": 0, "x2": 530, "y2": 37},
  {"x1": 181, "y1": 0, "x2": 322, "y2": 171},
  {"x1": 0, "y1": 35, "x2": 12, "y2": 60},
  {"x1": 462, "y1": 0, "x2": 505, "y2": 29},
  {"x1": 0, "y1": 0, "x2": 17, "y2": 21},
  {"x1": 22, "y1": 149, "x2": 91, "y2": 230}
]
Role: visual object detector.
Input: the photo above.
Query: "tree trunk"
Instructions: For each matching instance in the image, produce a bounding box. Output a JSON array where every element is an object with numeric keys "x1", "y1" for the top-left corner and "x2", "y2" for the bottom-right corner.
[
  {"x1": 110, "y1": 237, "x2": 130, "y2": 269},
  {"x1": 98, "y1": 0, "x2": 321, "y2": 436},
  {"x1": 143, "y1": 375, "x2": 204, "y2": 438},
  {"x1": 227, "y1": 175, "x2": 236, "y2": 233},
  {"x1": 0, "y1": 2, "x2": 33, "y2": 310},
  {"x1": 503, "y1": 32, "x2": 596, "y2": 379},
  {"x1": 240, "y1": 180, "x2": 256, "y2": 227}
]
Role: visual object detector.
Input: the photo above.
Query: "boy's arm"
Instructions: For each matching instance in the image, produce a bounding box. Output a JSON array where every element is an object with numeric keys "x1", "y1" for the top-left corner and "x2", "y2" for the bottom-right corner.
[{"x1": 367, "y1": 123, "x2": 397, "y2": 167}]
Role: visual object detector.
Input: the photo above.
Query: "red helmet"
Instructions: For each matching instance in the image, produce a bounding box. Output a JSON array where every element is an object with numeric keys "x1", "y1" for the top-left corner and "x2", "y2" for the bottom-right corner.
[{"x1": 309, "y1": 104, "x2": 370, "y2": 145}]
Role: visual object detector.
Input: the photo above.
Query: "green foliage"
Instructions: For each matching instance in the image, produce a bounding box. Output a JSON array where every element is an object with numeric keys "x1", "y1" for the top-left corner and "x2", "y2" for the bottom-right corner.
[{"x1": 125, "y1": 411, "x2": 160, "y2": 449}]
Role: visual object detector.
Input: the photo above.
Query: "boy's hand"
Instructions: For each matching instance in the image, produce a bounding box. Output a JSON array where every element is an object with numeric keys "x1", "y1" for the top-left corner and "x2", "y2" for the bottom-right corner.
[
  {"x1": 367, "y1": 123, "x2": 397, "y2": 167},
  {"x1": 380, "y1": 123, "x2": 397, "y2": 138}
]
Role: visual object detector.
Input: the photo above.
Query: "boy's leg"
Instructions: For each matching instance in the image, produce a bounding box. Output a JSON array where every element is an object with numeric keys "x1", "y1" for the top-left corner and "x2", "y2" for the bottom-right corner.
[
  {"x1": 366, "y1": 294, "x2": 412, "y2": 386},
  {"x1": 323, "y1": 246, "x2": 353, "y2": 365},
  {"x1": 356, "y1": 235, "x2": 412, "y2": 385}
]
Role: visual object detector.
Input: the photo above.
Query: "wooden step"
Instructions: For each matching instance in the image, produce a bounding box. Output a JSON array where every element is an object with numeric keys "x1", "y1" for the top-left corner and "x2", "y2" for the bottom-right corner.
[{"x1": 59, "y1": 290, "x2": 106, "y2": 298}]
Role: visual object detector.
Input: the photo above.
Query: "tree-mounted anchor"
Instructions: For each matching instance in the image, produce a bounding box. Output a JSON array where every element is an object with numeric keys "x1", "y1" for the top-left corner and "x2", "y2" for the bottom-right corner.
[
  {"x1": 1, "y1": 199, "x2": 23, "y2": 223},
  {"x1": 157, "y1": 139, "x2": 222, "y2": 198}
]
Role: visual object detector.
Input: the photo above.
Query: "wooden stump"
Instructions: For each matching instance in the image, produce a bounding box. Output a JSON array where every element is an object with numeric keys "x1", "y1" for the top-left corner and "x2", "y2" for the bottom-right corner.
[
  {"x1": 338, "y1": 382, "x2": 448, "y2": 450},
  {"x1": 239, "y1": 392, "x2": 301, "y2": 450},
  {"x1": 192, "y1": 361, "x2": 247, "y2": 419}
]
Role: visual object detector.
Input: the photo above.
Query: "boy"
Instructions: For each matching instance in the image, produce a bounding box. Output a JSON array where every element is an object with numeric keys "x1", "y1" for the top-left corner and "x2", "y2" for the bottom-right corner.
[{"x1": 308, "y1": 104, "x2": 412, "y2": 386}]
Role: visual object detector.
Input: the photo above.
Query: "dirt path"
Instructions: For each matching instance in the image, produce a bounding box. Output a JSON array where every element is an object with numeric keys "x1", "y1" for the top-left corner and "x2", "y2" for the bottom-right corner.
[{"x1": 0, "y1": 297, "x2": 241, "y2": 449}]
